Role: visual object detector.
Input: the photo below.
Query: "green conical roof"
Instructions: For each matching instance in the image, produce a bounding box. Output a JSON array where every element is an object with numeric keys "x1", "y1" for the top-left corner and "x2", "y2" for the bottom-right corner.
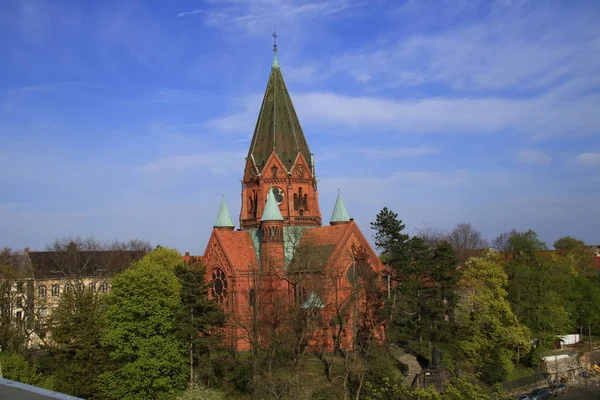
[
  {"x1": 261, "y1": 188, "x2": 284, "y2": 222},
  {"x1": 301, "y1": 291, "x2": 325, "y2": 309},
  {"x1": 330, "y1": 190, "x2": 350, "y2": 224},
  {"x1": 214, "y1": 196, "x2": 235, "y2": 228},
  {"x1": 248, "y1": 58, "x2": 312, "y2": 172}
]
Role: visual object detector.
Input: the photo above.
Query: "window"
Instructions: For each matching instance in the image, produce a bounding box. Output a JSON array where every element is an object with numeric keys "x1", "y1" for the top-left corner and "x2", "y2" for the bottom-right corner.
[
  {"x1": 210, "y1": 268, "x2": 228, "y2": 305},
  {"x1": 16, "y1": 311, "x2": 22, "y2": 323},
  {"x1": 16, "y1": 282, "x2": 24, "y2": 293},
  {"x1": 99, "y1": 282, "x2": 108, "y2": 293},
  {"x1": 64, "y1": 283, "x2": 72, "y2": 293},
  {"x1": 39, "y1": 309, "x2": 47, "y2": 325},
  {"x1": 249, "y1": 288, "x2": 255, "y2": 307},
  {"x1": 76, "y1": 283, "x2": 83, "y2": 292},
  {"x1": 88, "y1": 282, "x2": 96, "y2": 293},
  {"x1": 52, "y1": 284, "x2": 60, "y2": 296},
  {"x1": 39, "y1": 285, "x2": 47, "y2": 297}
]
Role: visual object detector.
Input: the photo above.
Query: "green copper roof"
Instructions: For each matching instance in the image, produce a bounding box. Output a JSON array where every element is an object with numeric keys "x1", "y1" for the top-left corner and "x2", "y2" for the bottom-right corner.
[
  {"x1": 248, "y1": 59, "x2": 312, "y2": 172},
  {"x1": 330, "y1": 190, "x2": 351, "y2": 224},
  {"x1": 301, "y1": 291, "x2": 325, "y2": 309},
  {"x1": 214, "y1": 196, "x2": 235, "y2": 228},
  {"x1": 261, "y1": 188, "x2": 284, "y2": 222},
  {"x1": 272, "y1": 54, "x2": 279, "y2": 69}
]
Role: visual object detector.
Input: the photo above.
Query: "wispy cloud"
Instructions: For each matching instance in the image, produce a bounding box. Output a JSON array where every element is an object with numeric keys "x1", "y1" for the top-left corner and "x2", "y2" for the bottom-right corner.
[
  {"x1": 198, "y1": 0, "x2": 364, "y2": 32},
  {"x1": 208, "y1": 91, "x2": 600, "y2": 138},
  {"x1": 574, "y1": 152, "x2": 600, "y2": 166},
  {"x1": 354, "y1": 146, "x2": 440, "y2": 159},
  {"x1": 139, "y1": 151, "x2": 246, "y2": 174},
  {"x1": 517, "y1": 149, "x2": 551, "y2": 166},
  {"x1": 177, "y1": 9, "x2": 203, "y2": 18}
]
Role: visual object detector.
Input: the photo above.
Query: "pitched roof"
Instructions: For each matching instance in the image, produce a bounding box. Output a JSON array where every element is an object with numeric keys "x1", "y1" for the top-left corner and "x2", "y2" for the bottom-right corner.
[
  {"x1": 287, "y1": 224, "x2": 352, "y2": 272},
  {"x1": 248, "y1": 59, "x2": 311, "y2": 172},
  {"x1": 330, "y1": 190, "x2": 350, "y2": 224},
  {"x1": 261, "y1": 188, "x2": 284, "y2": 221},
  {"x1": 214, "y1": 196, "x2": 235, "y2": 228},
  {"x1": 27, "y1": 251, "x2": 146, "y2": 279},
  {"x1": 214, "y1": 230, "x2": 259, "y2": 270}
]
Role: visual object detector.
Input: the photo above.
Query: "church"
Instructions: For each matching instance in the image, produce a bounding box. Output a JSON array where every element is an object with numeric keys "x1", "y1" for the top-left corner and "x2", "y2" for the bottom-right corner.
[{"x1": 200, "y1": 45, "x2": 385, "y2": 352}]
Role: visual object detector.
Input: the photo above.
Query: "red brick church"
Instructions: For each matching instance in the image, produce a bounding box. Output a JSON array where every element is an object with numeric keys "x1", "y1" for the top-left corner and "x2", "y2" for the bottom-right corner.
[{"x1": 200, "y1": 48, "x2": 385, "y2": 352}]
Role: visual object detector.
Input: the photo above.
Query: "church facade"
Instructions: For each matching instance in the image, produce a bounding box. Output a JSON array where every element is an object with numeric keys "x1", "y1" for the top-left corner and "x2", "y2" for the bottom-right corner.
[{"x1": 201, "y1": 52, "x2": 385, "y2": 352}]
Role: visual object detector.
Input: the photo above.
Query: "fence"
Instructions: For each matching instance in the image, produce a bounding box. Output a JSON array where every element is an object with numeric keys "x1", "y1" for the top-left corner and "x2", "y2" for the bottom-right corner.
[{"x1": 503, "y1": 373, "x2": 548, "y2": 393}]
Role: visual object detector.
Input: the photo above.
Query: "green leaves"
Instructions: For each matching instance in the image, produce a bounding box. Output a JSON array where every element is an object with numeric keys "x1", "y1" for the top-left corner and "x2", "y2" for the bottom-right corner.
[{"x1": 99, "y1": 247, "x2": 188, "y2": 399}]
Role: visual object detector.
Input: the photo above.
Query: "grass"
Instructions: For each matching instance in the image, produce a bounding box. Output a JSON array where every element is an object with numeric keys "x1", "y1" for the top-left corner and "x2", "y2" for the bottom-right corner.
[{"x1": 506, "y1": 365, "x2": 538, "y2": 382}]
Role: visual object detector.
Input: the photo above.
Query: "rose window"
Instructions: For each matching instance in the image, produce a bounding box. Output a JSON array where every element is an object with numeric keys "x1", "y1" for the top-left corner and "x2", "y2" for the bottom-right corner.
[{"x1": 210, "y1": 268, "x2": 228, "y2": 304}]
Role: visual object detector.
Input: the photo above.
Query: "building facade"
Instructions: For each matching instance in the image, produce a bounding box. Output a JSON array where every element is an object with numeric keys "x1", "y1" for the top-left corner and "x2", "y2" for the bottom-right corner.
[{"x1": 200, "y1": 52, "x2": 385, "y2": 352}]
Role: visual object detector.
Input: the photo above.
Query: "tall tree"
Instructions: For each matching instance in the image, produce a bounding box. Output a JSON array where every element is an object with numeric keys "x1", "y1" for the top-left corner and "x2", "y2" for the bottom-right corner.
[
  {"x1": 453, "y1": 251, "x2": 530, "y2": 383},
  {"x1": 98, "y1": 247, "x2": 188, "y2": 400},
  {"x1": 371, "y1": 207, "x2": 410, "y2": 300},
  {"x1": 446, "y1": 223, "x2": 488, "y2": 261},
  {"x1": 0, "y1": 248, "x2": 31, "y2": 353},
  {"x1": 47, "y1": 288, "x2": 108, "y2": 399},
  {"x1": 174, "y1": 257, "x2": 226, "y2": 388}
]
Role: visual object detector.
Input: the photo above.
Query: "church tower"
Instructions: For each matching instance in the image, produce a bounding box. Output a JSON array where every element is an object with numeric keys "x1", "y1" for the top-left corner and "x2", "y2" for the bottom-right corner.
[{"x1": 239, "y1": 38, "x2": 321, "y2": 229}]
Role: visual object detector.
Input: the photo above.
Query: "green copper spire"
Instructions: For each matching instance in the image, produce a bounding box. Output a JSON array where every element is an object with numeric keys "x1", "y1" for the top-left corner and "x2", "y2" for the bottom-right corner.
[
  {"x1": 247, "y1": 31, "x2": 311, "y2": 172},
  {"x1": 214, "y1": 196, "x2": 235, "y2": 228},
  {"x1": 330, "y1": 190, "x2": 351, "y2": 224},
  {"x1": 261, "y1": 188, "x2": 284, "y2": 222}
]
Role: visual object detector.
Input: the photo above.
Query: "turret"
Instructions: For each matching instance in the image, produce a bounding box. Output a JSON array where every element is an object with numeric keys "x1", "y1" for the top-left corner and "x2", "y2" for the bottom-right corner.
[
  {"x1": 214, "y1": 196, "x2": 235, "y2": 230},
  {"x1": 330, "y1": 190, "x2": 351, "y2": 225}
]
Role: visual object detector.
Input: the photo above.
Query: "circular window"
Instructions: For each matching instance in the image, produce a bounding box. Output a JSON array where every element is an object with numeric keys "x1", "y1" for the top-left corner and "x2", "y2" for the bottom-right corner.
[
  {"x1": 210, "y1": 268, "x2": 228, "y2": 303},
  {"x1": 272, "y1": 187, "x2": 285, "y2": 205}
]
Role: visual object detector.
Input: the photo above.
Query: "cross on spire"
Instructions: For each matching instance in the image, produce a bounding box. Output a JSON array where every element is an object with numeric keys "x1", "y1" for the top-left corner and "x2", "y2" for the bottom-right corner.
[{"x1": 272, "y1": 28, "x2": 278, "y2": 54}]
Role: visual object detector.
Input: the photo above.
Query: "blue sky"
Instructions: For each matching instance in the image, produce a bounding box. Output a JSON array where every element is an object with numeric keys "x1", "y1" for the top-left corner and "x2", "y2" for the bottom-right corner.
[{"x1": 1, "y1": 0, "x2": 599, "y2": 253}]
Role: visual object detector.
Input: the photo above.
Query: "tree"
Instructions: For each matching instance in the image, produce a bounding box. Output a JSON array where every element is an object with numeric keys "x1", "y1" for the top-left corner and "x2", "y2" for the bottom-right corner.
[
  {"x1": 174, "y1": 257, "x2": 226, "y2": 388},
  {"x1": 491, "y1": 230, "x2": 519, "y2": 253},
  {"x1": 0, "y1": 248, "x2": 31, "y2": 353},
  {"x1": 371, "y1": 207, "x2": 410, "y2": 271},
  {"x1": 416, "y1": 222, "x2": 447, "y2": 248},
  {"x1": 453, "y1": 251, "x2": 530, "y2": 383},
  {"x1": 47, "y1": 288, "x2": 108, "y2": 399},
  {"x1": 98, "y1": 247, "x2": 188, "y2": 400},
  {"x1": 0, "y1": 352, "x2": 55, "y2": 390},
  {"x1": 553, "y1": 236, "x2": 596, "y2": 276},
  {"x1": 446, "y1": 223, "x2": 488, "y2": 261}
]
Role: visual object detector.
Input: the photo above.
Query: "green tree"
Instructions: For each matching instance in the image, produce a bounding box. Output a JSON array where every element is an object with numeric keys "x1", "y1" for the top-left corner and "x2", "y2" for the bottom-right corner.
[
  {"x1": 98, "y1": 247, "x2": 188, "y2": 400},
  {"x1": 0, "y1": 352, "x2": 55, "y2": 390},
  {"x1": 370, "y1": 207, "x2": 410, "y2": 271},
  {"x1": 0, "y1": 248, "x2": 31, "y2": 353},
  {"x1": 48, "y1": 288, "x2": 108, "y2": 398},
  {"x1": 174, "y1": 257, "x2": 226, "y2": 388},
  {"x1": 453, "y1": 251, "x2": 530, "y2": 383}
]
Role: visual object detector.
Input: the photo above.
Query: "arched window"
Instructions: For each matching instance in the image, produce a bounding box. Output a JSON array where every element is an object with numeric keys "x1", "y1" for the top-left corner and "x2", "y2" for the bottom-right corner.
[
  {"x1": 249, "y1": 288, "x2": 256, "y2": 307},
  {"x1": 51, "y1": 284, "x2": 59, "y2": 296},
  {"x1": 99, "y1": 282, "x2": 109, "y2": 293},
  {"x1": 89, "y1": 282, "x2": 96, "y2": 293},
  {"x1": 210, "y1": 268, "x2": 228, "y2": 305},
  {"x1": 64, "y1": 283, "x2": 72, "y2": 293},
  {"x1": 38, "y1": 285, "x2": 47, "y2": 297}
]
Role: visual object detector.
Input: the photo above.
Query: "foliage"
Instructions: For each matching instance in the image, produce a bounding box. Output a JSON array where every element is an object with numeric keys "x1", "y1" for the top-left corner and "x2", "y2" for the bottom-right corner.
[
  {"x1": 453, "y1": 251, "x2": 530, "y2": 383},
  {"x1": 174, "y1": 257, "x2": 227, "y2": 386},
  {"x1": 0, "y1": 248, "x2": 31, "y2": 353},
  {"x1": 365, "y1": 377, "x2": 440, "y2": 400},
  {"x1": 446, "y1": 223, "x2": 489, "y2": 260},
  {"x1": 177, "y1": 384, "x2": 225, "y2": 400},
  {"x1": 0, "y1": 352, "x2": 55, "y2": 390},
  {"x1": 370, "y1": 207, "x2": 410, "y2": 268},
  {"x1": 48, "y1": 288, "x2": 108, "y2": 399},
  {"x1": 98, "y1": 247, "x2": 188, "y2": 400}
]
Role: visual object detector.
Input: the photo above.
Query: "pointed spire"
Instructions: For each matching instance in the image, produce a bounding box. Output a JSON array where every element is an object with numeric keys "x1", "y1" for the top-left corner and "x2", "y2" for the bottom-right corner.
[
  {"x1": 247, "y1": 31, "x2": 311, "y2": 172},
  {"x1": 272, "y1": 28, "x2": 279, "y2": 69},
  {"x1": 214, "y1": 196, "x2": 235, "y2": 229},
  {"x1": 330, "y1": 190, "x2": 351, "y2": 225},
  {"x1": 261, "y1": 188, "x2": 284, "y2": 222}
]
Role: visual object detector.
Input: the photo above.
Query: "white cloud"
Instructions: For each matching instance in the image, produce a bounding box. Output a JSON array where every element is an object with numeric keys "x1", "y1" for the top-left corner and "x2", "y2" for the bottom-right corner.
[
  {"x1": 355, "y1": 146, "x2": 440, "y2": 159},
  {"x1": 517, "y1": 149, "x2": 551, "y2": 166},
  {"x1": 199, "y1": 0, "x2": 364, "y2": 32},
  {"x1": 574, "y1": 152, "x2": 600, "y2": 166},
  {"x1": 334, "y1": 1, "x2": 600, "y2": 93},
  {"x1": 139, "y1": 151, "x2": 246, "y2": 174},
  {"x1": 209, "y1": 90, "x2": 600, "y2": 138},
  {"x1": 177, "y1": 9, "x2": 203, "y2": 18}
]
